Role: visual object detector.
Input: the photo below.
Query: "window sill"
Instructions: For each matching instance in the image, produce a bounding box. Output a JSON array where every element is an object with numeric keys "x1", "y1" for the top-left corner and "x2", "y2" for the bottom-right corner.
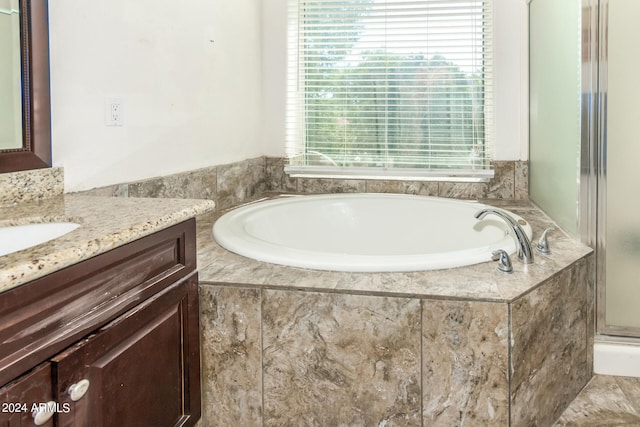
[{"x1": 284, "y1": 165, "x2": 494, "y2": 183}]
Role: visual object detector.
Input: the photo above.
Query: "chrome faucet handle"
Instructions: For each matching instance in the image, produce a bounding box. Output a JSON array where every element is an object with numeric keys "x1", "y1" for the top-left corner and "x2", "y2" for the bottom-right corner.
[
  {"x1": 536, "y1": 227, "x2": 556, "y2": 255},
  {"x1": 492, "y1": 249, "x2": 513, "y2": 274}
]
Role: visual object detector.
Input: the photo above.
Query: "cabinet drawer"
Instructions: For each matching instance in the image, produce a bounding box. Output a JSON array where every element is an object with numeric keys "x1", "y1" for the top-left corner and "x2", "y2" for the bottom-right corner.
[
  {"x1": 0, "y1": 219, "x2": 196, "y2": 386},
  {"x1": 52, "y1": 276, "x2": 200, "y2": 427}
]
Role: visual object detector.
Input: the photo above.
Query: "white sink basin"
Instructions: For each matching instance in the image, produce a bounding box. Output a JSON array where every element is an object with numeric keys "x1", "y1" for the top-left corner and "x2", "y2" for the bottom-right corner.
[{"x1": 0, "y1": 222, "x2": 80, "y2": 257}]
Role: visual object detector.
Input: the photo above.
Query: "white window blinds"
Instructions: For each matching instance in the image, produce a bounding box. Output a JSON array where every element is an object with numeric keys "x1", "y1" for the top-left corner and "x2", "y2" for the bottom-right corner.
[{"x1": 286, "y1": 0, "x2": 494, "y2": 181}]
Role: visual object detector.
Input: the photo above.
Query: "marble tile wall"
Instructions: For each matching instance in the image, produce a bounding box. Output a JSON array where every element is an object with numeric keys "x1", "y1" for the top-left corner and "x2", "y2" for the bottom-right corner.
[
  {"x1": 266, "y1": 158, "x2": 529, "y2": 200},
  {"x1": 74, "y1": 158, "x2": 269, "y2": 210},
  {"x1": 262, "y1": 291, "x2": 422, "y2": 426},
  {"x1": 76, "y1": 157, "x2": 528, "y2": 209},
  {"x1": 422, "y1": 300, "x2": 509, "y2": 425},
  {"x1": 199, "y1": 286, "x2": 262, "y2": 426},
  {"x1": 510, "y1": 255, "x2": 595, "y2": 426},
  {"x1": 199, "y1": 252, "x2": 592, "y2": 427}
]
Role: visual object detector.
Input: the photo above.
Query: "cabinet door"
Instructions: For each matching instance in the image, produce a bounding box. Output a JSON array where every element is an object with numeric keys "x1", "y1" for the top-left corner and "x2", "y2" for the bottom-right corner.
[
  {"x1": 0, "y1": 364, "x2": 55, "y2": 427},
  {"x1": 52, "y1": 275, "x2": 201, "y2": 427}
]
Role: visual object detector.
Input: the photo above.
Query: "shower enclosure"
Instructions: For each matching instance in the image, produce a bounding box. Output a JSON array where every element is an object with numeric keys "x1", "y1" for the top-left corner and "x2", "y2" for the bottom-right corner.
[
  {"x1": 531, "y1": 0, "x2": 640, "y2": 374},
  {"x1": 584, "y1": 0, "x2": 640, "y2": 373},
  {"x1": 595, "y1": 0, "x2": 640, "y2": 337}
]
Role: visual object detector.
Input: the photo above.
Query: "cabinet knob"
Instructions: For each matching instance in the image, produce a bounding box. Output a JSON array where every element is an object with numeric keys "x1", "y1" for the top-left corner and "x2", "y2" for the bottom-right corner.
[
  {"x1": 68, "y1": 379, "x2": 90, "y2": 401},
  {"x1": 32, "y1": 401, "x2": 56, "y2": 425}
]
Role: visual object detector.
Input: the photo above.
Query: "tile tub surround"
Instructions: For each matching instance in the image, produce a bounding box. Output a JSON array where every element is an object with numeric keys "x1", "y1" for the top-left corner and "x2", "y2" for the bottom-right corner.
[
  {"x1": 195, "y1": 198, "x2": 594, "y2": 426},
  {"x1": 75, "y1": 159, "x2": 268, "y2": 211},
  {"x1": 267, "y1": 158, "x2": 529, "y2": 201},
  {"x1": 75, "y1": 157, "x2": 529, "y2": 210},
  {"x1": 0, "y1": 194, "x2": 215, "y2": 292}
]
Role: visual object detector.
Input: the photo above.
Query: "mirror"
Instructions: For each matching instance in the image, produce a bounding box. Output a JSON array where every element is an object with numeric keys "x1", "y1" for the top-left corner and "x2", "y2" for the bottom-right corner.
[
  {"x1": 0, "y1": 0, "x2": 51, "y2": 173},
  {"x1": 0, "y1": 0, "x2": 21, "y2": 151}
]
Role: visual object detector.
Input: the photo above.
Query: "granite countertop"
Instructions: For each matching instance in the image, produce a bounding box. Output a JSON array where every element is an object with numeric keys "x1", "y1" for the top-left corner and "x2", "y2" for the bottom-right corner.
[
  {"x1": 196, "y1": 195, "x2": 593, "y2": 303},
  {"x1": 0, "y1": 195, "x2": 215, "y2": 293}
]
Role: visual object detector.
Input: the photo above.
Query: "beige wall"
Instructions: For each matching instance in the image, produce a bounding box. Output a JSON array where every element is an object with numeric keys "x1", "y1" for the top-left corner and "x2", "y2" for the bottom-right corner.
[{"x1": 49, "y1": 0, "x2": 265, "y2": 191}]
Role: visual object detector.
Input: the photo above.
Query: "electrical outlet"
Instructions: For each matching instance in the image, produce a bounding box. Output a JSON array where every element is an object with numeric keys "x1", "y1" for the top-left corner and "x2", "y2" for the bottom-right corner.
[{"x1": 105, "y1": 98, "x2": 124, "y2": 126}]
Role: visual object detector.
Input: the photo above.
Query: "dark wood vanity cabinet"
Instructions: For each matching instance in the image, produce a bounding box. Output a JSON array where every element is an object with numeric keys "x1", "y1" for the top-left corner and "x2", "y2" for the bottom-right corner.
[{"x1": 0, "y1": 220, "x2": 201, "y2": 427}]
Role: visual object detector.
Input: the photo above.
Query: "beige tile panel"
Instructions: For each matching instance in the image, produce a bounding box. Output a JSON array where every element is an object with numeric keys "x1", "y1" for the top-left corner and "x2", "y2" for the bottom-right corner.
[
  {"x1": 422, "y1": 299, "x2": 510, "y2": 426},
  {"x1": 262, "y1": 290, "x2": 422, "y2": 426},
  {"x1": 511, "y1": 257, "x2": 593, "y2": 426},
  {"x1": 199, "y1": 285, "x2": 262, "y2": 427}
]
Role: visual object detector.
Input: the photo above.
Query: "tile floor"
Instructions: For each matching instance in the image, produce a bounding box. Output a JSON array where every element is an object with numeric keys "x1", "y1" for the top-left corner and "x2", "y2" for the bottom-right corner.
[{"x1": 554, "y1": 375, "x2": 640, "y2": 426}]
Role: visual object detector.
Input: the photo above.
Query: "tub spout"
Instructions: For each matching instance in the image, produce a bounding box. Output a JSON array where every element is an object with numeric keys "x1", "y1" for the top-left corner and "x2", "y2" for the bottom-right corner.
[{"x1": 474, "y1": 209, "x2": 534, "y2": 264}]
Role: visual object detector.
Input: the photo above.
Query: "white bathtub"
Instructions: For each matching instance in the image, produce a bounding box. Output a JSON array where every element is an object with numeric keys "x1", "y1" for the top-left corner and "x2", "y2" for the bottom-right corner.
[{"x1": 212, "y1": 193, "x2": 532, "y2": 272}]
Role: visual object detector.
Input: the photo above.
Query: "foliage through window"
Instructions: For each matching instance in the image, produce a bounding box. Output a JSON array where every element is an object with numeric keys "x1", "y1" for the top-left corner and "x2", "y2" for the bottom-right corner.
[{"x1": 286, "y1": 0, "x2": 494, "y2": 180}]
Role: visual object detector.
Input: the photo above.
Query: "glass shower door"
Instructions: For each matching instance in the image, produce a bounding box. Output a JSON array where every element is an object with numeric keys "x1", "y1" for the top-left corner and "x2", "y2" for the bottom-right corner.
[{"x1": 602, "y1": 0, "x2": 640, "y2": 333}]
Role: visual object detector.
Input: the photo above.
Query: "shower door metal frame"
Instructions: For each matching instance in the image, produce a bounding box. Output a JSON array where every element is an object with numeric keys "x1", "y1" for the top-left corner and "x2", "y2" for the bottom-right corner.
[{"x1": 580, "y1": 0, "x2": 599, "y2": 250}]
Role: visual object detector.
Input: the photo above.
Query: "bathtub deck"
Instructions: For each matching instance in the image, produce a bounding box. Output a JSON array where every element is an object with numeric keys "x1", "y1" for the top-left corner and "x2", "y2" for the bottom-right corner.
[{"x1": 196, "y1": 197, "x2": 592, "y2": 303}]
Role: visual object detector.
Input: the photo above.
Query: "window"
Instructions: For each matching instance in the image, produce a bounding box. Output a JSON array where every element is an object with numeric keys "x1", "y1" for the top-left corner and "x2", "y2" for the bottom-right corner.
[{"x1": 286, "y1": 0, "x2": 494, "y2": 181}]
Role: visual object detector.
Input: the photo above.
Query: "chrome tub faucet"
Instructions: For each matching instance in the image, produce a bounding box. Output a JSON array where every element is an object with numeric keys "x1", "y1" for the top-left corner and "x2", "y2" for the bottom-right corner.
[{"x1": 474, "y1": 208, "x2": 534, "y2": 264}]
